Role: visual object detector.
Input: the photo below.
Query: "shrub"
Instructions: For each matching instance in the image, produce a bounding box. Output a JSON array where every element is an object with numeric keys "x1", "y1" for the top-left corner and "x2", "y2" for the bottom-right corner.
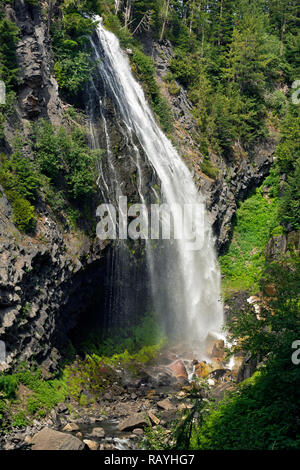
[
  {"x1": 201, "y1": 158, "x2": 219, "y2": 180},
  {"x1": 0, "y1": 375, "x2": 18, "y2": 400},
  {"x1": 12, "y1": 197, "x2": 36, "y2": 233},
  {"x1": 31, "y1": 119, "x2": 97, "y2": 204}
]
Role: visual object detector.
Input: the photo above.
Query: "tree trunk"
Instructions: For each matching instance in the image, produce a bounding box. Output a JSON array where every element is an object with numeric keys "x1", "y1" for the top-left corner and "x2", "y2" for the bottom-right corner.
[
  {"x1": 189, "y1": 0, "x2": 195, "y2": 36},
  {"x1": 124, "y1": 0, "x2": 132, "y2": 29},
  {"x1": 159, "y1": 0, "x2": 170, "y2": 43}
]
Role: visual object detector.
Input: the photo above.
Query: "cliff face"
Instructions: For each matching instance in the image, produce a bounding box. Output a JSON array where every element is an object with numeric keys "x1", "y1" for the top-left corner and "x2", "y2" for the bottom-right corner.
[
  {"x1": 0, "y1": 1, "x2": 107, "y2": 371},
  {"x1": 0, "y1": 2, "x2": 275, "y2": 370}
]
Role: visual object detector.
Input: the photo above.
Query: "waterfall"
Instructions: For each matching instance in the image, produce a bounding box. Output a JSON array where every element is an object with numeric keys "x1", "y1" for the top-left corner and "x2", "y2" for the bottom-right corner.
[{"x1": 88, "y1": 17, "x2": 223, "y2": 354}]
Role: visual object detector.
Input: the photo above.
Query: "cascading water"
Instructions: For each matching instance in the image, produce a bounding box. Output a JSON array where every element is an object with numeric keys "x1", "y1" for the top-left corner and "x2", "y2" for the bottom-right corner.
[{"x1": 87, "y1": 16, "x2": 223, "y2": 355}]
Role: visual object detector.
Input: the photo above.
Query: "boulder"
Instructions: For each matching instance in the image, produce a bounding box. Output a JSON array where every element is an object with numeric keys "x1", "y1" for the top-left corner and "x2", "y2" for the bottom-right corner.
[
  {"x1": 157, "y1": 398, "x2": 175, "y2": 411},
  {"x1": 167, "y1": 359, "x2": 188, "y2": 379},
  {"x1": 31, "y1": 427, "x2": 85, "y2": 450},
  {"x1": 118, "y1": 413, "x2": 148, "y2": 432}
]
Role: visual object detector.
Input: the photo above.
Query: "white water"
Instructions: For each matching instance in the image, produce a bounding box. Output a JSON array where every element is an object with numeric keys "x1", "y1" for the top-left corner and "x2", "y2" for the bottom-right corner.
[{"x1": 90, "y1": 17, "x2": 223, "y2": 351}]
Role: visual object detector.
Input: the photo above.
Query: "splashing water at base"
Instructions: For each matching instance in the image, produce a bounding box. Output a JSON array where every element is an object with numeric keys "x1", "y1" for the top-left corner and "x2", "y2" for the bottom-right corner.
[{"x1": 89, "y1": 16, "x2": 224, "y2": 356}]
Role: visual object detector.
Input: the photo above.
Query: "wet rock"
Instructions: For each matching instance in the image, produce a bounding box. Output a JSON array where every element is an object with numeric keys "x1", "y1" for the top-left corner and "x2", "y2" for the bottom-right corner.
[
  {"x1": 209, "y1": 368, "x2": 230, "y2": 381},
  {"x1": 31, "y1": 427, "x2": 85, "y2": 450},
  {"x1": 118, "y1": 413, "x2": 148, "y2": 432},
  {"x1": 194, "y1": 361, "x2": 214, "y2": 378}
]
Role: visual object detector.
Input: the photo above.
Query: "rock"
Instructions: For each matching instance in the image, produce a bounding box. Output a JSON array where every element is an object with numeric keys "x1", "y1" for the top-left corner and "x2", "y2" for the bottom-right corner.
[
  {"x1": 211, "y1": 382, "x2": 236, "y2": 401},
  {"x1": 62, "y1": 423, "x2": 80, "y2": 432},
  {"x1": 31, "y1": 427, "x2": 85, "y2": 450},
  {"x1": 100, "y1": 443, "x2": 116, "y2": 450},
  {"x1": 57, "y1": 403, "x2": 69, "y2": 414},
  {"x1": 148, "y1": 411, "x2": 160, "y2": 425},
  {"x1": 209, "y1": 368, "x2": 230, "y2": 381},
  {"x1": 90, "y1": 427, "x2": 105, "y2": 438},
  {"x1": 103, "y1": 392, "x2": 113, "y2": 401},
  {"x1": 178, "y1": 403, "x2": 193, "y2": 411},
  {"x1": 76, "y1": 432, "x2": 83, "y2": 439},
  {"x1": 132, "y1": 428, "x2": 144, "y2": 436},
  {"x1": 167, "y1": 359, "x2": 188, "y2": 379},
  {"x1": 231, "y1": 356, "x2": 244, "y2": 379},
  {"x1": 24, "y1": 435, "x2": 32, "y2": 444},
  {"x1": 157, "y1": 398, "x2": 175, "y2": 411},
  {"x1": 210, "y1": 340, "x2": 225, "y2": 360},
  {"x1": 194, "y1": 361, "x2": 215, "y2": 378},
  {"x1": 83, "y1": 439, "x2": 99, "y2": 451},
  {"x1": 118, "y1": 413, "x2": 148, "y2": 432}
]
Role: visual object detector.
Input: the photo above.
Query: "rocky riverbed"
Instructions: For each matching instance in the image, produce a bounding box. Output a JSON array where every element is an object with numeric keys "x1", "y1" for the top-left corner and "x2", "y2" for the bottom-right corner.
[{"x1": 0, "y1": 339, "x2": 252, "y2": 451}]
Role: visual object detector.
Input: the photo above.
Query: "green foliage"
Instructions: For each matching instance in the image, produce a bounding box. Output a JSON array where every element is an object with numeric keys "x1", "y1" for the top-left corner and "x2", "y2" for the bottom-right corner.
[
  {"x1": 53, "y1": 51, "x2": 95, "y2": 95},
  {"x1": 31, "y1": 119, "x2": 97, "y2": 204},
  {"x1": 278, "y1": 159, "x2": 300, "y2": 231},
  {"x1": 0, "y1": 143, "x2": 40, "y2": 233},
  {"x1": 11, "y1": 411, "x2": 29, "y2": 428},
  {"x1": 0, "y1": 12, "x2": 19, "y2": 90},
  {"x1": 11, "y1": 197, "x2": 36, "y2": 233},
  {"x1": 271, "y1": 104, "x2": 300, "y2": 231},
  {"x1": 200, "y1": 157, "x2": 219, "y2": 180},
  {"x1": 220, "y1": 185, "x2": 282, "y2": 293},
  {"x1": 51, "y1": 4, "x2": 98, "y2": 95},
  {"x1": 0, "y1": 375, "x2": 18, "y2": 400},
  {"x1": 0, "y1": 146, "x2": 40, "y2": 203}
]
